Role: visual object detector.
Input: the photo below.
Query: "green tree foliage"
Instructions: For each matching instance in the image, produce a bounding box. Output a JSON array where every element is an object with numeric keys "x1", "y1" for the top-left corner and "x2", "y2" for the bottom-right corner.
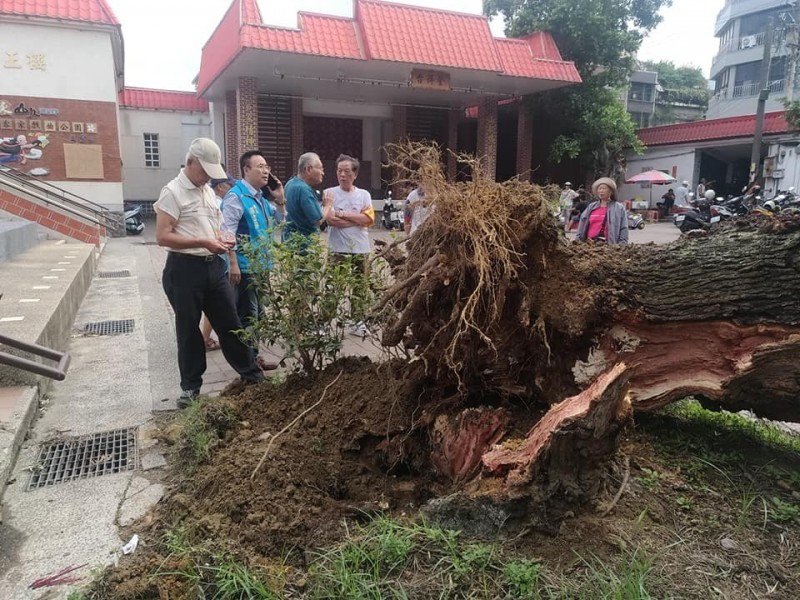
[
  {"x1": 784, "y1": 99, "x2": 800, "y2": 130},
  {"x1": 241, "y1": 232, "x2": 379, "y2": 374},
  {"x1": 483, "y1": 0, "x2": 672, "y2": 177},
  {"x1": 639, "y1": 60, "x2": 708, "y2": 91}
]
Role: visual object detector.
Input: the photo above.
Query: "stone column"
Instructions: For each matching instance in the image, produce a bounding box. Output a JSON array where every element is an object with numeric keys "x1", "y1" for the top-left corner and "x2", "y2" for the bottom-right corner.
[
  {"x1": 290, "y1": 97, "x2": 304, "y2": 174},
  {"x1": 476, "y1": 97, "x2": 498, "y2": 180},
  {"x1": 516, "y1": 102, "x2": 533, "y2": 182},
  {"x1": 447, "y1": 108, "x2": 459, "y2": 181},
  {"x1": 224, "y1": 90, "x2": 239, "y2": 176},
  {"x1": 236, "y1": 77, "x2": 258, "y2": 161}
]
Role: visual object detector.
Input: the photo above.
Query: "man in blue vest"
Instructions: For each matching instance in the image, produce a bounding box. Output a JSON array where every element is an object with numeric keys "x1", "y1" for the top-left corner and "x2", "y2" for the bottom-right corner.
[{"x1": 221, "y1": 150, "x2": 286, "y2": 370}]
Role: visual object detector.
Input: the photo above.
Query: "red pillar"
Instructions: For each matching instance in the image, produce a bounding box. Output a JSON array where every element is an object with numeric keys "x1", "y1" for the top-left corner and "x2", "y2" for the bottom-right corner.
[
  {"x1": 476, "y1": 97, "x2": 498, "y2": 180},
  {"x1": 516, "y1": 102, "x2": 533, "y2": 182},
  {"x1": 236, "y1": 77, "x2": 258, "y2": 163},
  {"x1": 447, "y1": 108, "x2": 459, "y2": 181},
  {"x1": 224, "y1": 90, "x2": 239, "y2": 176}
]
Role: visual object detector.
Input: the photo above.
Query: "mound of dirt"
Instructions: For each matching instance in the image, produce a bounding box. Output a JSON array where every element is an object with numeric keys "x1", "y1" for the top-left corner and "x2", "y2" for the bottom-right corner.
[{"x1": 181, "y1": 358, "x2": 441, "y2": 553}]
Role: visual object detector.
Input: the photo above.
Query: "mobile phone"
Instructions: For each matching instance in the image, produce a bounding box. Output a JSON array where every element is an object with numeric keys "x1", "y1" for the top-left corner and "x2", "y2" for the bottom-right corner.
[{"x1": 266, "y1": 172, "x2": 280, "y2": 191}]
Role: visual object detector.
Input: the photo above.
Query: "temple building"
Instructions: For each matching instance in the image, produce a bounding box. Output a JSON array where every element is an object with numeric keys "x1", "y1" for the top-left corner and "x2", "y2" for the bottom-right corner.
[{"x1": 198, "y1": 0, "x2": 581, "y2": 191}]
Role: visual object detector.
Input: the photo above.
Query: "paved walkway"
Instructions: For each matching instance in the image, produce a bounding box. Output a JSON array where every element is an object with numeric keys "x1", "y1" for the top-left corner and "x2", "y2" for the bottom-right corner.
[{"x1": 0, "y1": 218, "x2": 682, "y2": 597}]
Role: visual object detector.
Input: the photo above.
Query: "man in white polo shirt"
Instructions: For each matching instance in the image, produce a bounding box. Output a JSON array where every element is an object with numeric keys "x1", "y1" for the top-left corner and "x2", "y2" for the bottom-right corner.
[
  {"x1": 154, "y1": 138, "x2": 263, "y2": 408},
  {"x1": 324, "y1": 153, "x2": 375, "y2": 335}
]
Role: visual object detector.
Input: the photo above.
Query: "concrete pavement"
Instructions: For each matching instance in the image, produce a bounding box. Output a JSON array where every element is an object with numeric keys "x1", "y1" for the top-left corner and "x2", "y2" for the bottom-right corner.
[{"x1": 0, "y1": 217, "x2": 681, "y2": 597}]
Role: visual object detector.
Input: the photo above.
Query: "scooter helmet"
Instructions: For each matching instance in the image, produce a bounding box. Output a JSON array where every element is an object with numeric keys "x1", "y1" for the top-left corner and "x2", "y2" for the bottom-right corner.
[
  {"x1": 763, "y1": 200, "x2": 778, "y2": 213},
  {"x1": 704, "y1": 189, "x2": 716, "y2": 201}
]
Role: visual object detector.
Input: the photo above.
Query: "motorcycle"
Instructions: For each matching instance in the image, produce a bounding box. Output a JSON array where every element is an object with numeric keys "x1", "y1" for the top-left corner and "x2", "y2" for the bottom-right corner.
[
  {"x1": 124, "y1": 204, "x2": 145, "y2": 236},
  {"x1": 381, "y1": 196, "x2": 403, "y2": 230},
  {"x1": 673, "y1": 198, "x2": 720, "y2": 233},
  {"x1": 627, "y1": 211, "x2": 645, "y2": 230}
]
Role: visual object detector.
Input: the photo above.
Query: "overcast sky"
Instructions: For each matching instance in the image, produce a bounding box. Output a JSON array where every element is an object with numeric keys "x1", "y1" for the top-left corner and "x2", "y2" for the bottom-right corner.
[{"x1": 106, "y1": 0, "x2": 723, "y2": 91}]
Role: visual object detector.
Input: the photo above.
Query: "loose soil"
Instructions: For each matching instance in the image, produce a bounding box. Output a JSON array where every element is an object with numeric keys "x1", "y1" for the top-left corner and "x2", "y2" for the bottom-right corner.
[{"x1": 97, "y1": 358, "x2": 799, "y2": 599}]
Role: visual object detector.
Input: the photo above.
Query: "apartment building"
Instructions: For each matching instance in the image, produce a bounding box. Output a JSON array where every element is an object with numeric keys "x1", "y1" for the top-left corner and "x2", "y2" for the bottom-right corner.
[{"x1": 709, "y1": 0, "x2": 797, "y2": 118}]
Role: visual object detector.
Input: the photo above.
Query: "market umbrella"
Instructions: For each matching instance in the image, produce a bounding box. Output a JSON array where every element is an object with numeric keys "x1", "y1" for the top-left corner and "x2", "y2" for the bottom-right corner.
[{"x1": 625, "y1": 170, "x2": 676, "y2": 207}]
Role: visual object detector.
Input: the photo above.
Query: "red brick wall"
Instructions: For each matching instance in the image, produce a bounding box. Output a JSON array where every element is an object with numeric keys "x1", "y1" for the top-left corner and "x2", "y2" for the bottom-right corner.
[
  {"x1": 476, "y1": 97, "x2": 498, "y2": 180},
  {"x1": 0, "y1": 94, "x2": 121, "y2": 182},
  {"x1": 0, "y1": 187, "x2": 101, "y2": 245},
  {"x1": 224, "y1": 90, "x2": 239, "y2": 177},
  {"x1": 290, "y1": 97, "x2": 304, "y2": 174},
  {"x1": 447, "y1": 109, "x2": 459, "y2": 181},
  {"x1": 236, "y1": 77, "x2": 258, "y2": 158},
  {"x1": 516, "y1": 103, "x2": 533, "y2": 182}
]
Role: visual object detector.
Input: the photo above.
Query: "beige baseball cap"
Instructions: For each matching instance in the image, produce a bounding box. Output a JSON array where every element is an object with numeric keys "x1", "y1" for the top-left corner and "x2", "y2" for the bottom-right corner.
[{"x1": 188, "y1": 138, "x2": 227, "y2": 179}]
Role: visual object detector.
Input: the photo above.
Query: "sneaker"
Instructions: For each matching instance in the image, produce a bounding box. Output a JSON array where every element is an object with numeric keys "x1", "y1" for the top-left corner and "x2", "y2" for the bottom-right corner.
[{"x1": 177, "y1": 389, "x2": 199, "y2": 409}]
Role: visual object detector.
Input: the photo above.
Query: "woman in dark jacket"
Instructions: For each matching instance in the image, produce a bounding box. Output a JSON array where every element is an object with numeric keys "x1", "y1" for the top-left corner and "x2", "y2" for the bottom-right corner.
[{"x1": 576, "y1": 177, "x2": 628, "y2": 245}]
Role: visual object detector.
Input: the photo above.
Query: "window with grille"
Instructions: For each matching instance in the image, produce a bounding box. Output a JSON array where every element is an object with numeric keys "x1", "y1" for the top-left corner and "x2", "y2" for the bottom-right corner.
[{"x1": 143, "y1": 133, "x2": 160, "y2": 167}]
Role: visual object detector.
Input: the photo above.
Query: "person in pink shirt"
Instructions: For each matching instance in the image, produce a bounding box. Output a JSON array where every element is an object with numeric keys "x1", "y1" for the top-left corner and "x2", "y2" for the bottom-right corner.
[{"x1": 576, "y1": 177, "x2": 628, "y2": 245}]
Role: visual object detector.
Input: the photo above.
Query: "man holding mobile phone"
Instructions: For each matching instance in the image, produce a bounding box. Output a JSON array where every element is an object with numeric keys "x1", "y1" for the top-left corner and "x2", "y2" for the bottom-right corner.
[{"x1": 221, "y1": 150, "x2": 286, "y2": 371}]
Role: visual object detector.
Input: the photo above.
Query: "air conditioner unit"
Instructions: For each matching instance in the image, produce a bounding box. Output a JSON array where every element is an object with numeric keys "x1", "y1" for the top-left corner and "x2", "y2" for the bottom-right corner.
[{"x1": 740, "y1": 35, "x2": 757, "y2": 49}]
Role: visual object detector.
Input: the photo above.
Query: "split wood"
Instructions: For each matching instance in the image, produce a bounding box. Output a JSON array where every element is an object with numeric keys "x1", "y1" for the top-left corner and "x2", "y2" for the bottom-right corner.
[{"x1": 250, "y1": 370, "x2": 344, "y2": 481}]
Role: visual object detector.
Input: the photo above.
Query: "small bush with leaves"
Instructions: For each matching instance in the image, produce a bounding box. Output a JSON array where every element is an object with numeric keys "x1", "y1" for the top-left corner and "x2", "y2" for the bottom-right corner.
[{"x1": 241, "y1": 231, "x2": 380, "y2": 374}]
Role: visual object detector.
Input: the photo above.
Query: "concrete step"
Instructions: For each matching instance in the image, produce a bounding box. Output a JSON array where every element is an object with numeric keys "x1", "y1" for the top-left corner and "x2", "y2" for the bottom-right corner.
[
  {"x1": 0, "y1": 219, "x2": 38, "y2": 264},
  {"x1": 0, "y1": 239, "x2": 97, "y2": 500}
]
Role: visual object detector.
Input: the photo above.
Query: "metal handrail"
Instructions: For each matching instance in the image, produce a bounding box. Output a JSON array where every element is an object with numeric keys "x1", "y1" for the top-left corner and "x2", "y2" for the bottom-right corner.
[
  {"x1": 4, "y1": 166, "x2": 109, "y2": 212},
  {"x1": 0, "y1": 168, "x2": 120, "y2": 229},
  {"x1": 0, "y1": 177, "x2": 105, "y2": 227},
  {"x1": 0, "y1": 334, "x2": 70, "y2": 381}
]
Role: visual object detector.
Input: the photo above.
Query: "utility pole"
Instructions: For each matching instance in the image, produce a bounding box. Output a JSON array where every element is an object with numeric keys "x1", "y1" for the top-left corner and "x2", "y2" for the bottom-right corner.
[{"x1": 750, "y1": 19, "x2": 774, "y2": 185}]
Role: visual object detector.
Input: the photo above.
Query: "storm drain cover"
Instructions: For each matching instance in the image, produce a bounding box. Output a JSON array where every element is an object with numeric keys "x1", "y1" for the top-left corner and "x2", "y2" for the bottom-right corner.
[
  {"x1": 27, "y1": 427, "x2": 138, "y2": 490},
  {"x1": 98, "y1": 270, "x2": 131, "y2": 278},
  {"x1": 83, "y1": 319, "x2": 135, "y2": 335}
]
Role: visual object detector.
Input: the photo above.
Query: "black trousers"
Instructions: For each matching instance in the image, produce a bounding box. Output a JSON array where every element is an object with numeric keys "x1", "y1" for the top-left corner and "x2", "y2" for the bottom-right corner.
[
  {"x1": 234, "y1": 272, "x2": 261, "y2": 360},
  {"x1": 162, "y1": 252, "x2": 262, "y2": 392}
]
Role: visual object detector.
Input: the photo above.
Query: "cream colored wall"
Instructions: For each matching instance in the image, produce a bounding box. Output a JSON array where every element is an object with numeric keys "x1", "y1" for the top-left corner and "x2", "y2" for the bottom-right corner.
[
  {"x1": 0, "y1": 22, "x2": 117, "y2": 102},
  {"x1": 119, "y1": 108, "x2": 212, "y2": 201}
]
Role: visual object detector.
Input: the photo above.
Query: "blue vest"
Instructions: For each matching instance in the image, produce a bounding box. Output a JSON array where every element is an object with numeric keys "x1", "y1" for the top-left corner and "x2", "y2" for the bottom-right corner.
[{"x1": 226, "y1": 180, "x2": 277, "y2": 273}]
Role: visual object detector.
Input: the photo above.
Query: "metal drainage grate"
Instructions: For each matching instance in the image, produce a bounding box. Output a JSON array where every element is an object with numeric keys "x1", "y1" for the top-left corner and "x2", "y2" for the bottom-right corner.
[
  {"x1": 83, "y1": 319, "x2": 135, "y2": 335},
  {"x1": 27, "y1": 427, "x2": 139, "y2": 490},
  {"x1": 98, "y1": 270, "x2": 131, "y2": 278}
]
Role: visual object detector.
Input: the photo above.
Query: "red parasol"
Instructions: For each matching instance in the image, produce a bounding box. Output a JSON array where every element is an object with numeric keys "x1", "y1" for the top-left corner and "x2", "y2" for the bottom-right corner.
[{"x1": 625, "y1": 170, "x2": 676, "y2": 207}]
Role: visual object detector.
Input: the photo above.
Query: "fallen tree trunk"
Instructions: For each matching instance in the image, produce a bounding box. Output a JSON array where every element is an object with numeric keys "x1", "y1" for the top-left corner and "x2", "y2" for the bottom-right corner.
[{"x1": 378, "y1": 144, "x2": 800, "y2": 512}]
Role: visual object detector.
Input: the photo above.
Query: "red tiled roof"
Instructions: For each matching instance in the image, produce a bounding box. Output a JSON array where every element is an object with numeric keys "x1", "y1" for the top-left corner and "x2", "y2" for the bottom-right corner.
[
  {"x1": 521, "y1": 31, "x2": 564, "y2": 61},
  {"x1": 242, "y1": 13, "x2": 362, "y2": 60},
  {"x1": 357, "y1": 0, "x2": 501, "y2": 71},
  {"x1": 197, "y1": 0, "x2": 581, "y2": 94},
  {"x1": 495, "y1": 39, "x2": 580, "y2": 81},
  {"x1": 637, "y1": 112, "x2": 792, "y2": 146},
  {"x1": 0, "y1": 0, "x2": 118, "y2": 25},
  {"x1": 118, "y1": 88, "x2": 209, "y2": 112}
]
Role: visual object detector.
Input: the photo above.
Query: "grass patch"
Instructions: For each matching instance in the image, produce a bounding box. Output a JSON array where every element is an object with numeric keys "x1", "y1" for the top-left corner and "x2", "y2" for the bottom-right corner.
[
  {"x1": 307, "y1": 515, "x2": 657, "y2": 599},
  {"x1": 175, "y1": 396, "x2": 237, "y2": 472},
  {"x1": 151, "y1": 523, "x2": 284, "y2": 599},
  {"x1": 661, "y1": 399, "x2": 800, "y2": 455}
]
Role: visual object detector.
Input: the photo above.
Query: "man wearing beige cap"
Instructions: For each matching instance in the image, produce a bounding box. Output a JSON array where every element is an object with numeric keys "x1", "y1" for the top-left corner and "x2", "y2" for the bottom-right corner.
[{"x1": 155, "y1": 138, "x2": 263, "y2": 408}]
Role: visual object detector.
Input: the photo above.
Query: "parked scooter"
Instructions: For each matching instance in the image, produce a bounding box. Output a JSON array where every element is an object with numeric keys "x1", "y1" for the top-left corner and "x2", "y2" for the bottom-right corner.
[
  {"x1": 124, "y1": 204, "x2": 145, "y2": 235},
  {"x1": 627, "y1": 211, "x2": 645, "y2": 230},
  {"x1": 673, "y1": 190, "x2": 720, "y2": 233},
  {"x1": 381, "y1": 193, "x2": 403, "y2": 230}
]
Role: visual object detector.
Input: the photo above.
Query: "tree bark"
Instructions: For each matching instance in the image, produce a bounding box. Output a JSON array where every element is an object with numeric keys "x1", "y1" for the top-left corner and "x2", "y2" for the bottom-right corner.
[{"x1": 383, "y1": 219, "x2": 800, "y2": 511}]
